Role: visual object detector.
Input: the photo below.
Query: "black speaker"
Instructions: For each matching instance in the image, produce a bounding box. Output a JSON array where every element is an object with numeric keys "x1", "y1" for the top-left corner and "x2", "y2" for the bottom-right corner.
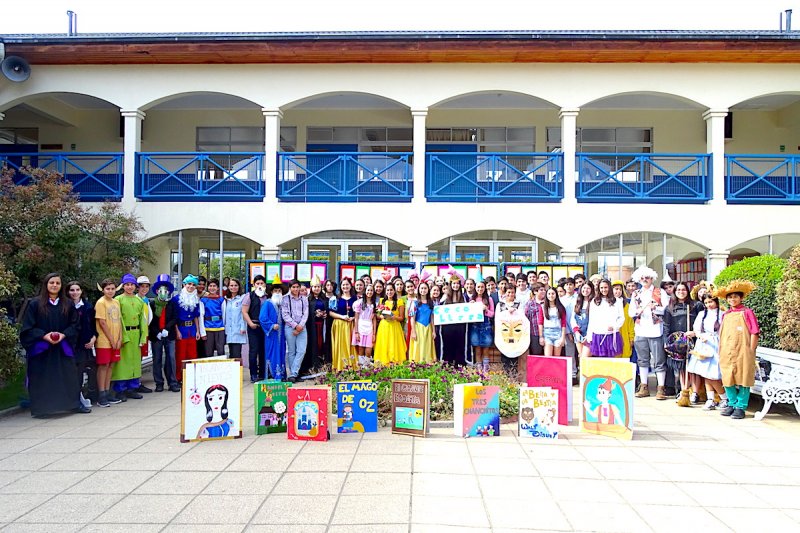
[{"x1": 1, "y1": 56, "x2": 31, "y2": 82}]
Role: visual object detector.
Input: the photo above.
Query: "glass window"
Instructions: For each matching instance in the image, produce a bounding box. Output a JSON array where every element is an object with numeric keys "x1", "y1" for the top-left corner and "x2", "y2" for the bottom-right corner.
[
  {"x1": 0, "y1": 128, "x2": 39, "y2": 145},
  {"x1": 196, "y1": 127, "x2": 264, "y2": 152}
]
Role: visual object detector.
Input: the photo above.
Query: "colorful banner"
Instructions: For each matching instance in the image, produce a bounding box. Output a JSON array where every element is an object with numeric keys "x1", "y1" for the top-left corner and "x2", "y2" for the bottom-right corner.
[
  {"x1": 580, "y1": 357, "x2": 636, "y2": 440},
  {"x1": 454, "y1": 383, "x2": 500, "y2": 438},
  {"x1": 338, "y1": 262, "x2": 415, "y2": 285},
  {"x1": 433, "y1": 303, "x2": 484, "y2": 325},
  {"x1": 337, "y1": 381, "x2": 379, "y2": 433},
  {"x1": 391, "y1": 379, "x2": 430, "y2": 437},
  {"x1": 494, "y1": 307, "x2": 530, "y2": 358},
  {"x1": 527, "y1": 355, "x2": 573, "y2": 425},
  {"x1": 422, "y1": 263, "x2": 500, "y2": 282},
  {"x1": 519, "y1": 387, "x2": 559, "y2": 440},
  {"x1": 180, "y1": 359, "x2": 243, "y2": 443},
  {"x1": 254, "y1": 380, "x2": 289, "y2": 435},
  {"x1": 501, "y1": 263, "x2": 585, "y2": 281},
  {"x1": 288, "y1": 386, "x2": 331, "y2": 441}
]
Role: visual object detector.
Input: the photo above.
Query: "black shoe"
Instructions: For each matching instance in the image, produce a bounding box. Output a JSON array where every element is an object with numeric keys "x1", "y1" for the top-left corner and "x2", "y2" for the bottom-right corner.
[
  {"x1": 720, "y1": 405, "x2": 735, "y2": 416},
  {"x1": 116, "y1": 392, "x2": 128, "y2": 403},
  {"x1": 137, "y1": 385, "x2": 153, "y2": 393},
  {"x1": 155, "y1": 384, "x2": 164, "y2": 392},
  {"x1": 664, "y1": 387, "x2": 676, "y2": 397},
  {"x1": 731, "y1": 408, "x2": 746, "y2": 419},
  {"x1": 169, "y1": 384, "x2": 181, "y2": 392},
  {"x1": 106, "y1": 393, "x2": 122, "y2": 405},
  {"x1": 98, "y1": 393, "x2": 110, "y2": 408},
  {"x1": 125, "y1": 390, "x2": 144, "y2": 400},
  {"x1": 73, "y1": 404, "x2": 92, "y2": 414}
]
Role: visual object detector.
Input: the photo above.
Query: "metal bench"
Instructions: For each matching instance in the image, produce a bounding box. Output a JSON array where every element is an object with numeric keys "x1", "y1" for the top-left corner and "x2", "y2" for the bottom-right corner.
[{"x1": 753, "y1": 346, "x2": 800, "y2": 420}]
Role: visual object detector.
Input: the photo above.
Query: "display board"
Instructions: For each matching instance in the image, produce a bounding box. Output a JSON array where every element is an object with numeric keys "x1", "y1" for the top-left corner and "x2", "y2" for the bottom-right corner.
[
  {"x1": 391, "y1": 379, "x2": 430, "y2": 437},
  {"x1": 580, "y1": 357, "x2": 636, "y2": 440},
  {"x1": 180, "y1": 359, "x2": 243, "y2": 443},
  {"x1": 337, "y1": 381, "x2": 379, "y2": 433},
  {"x1": 502, "y1": 263, "x2": 585, "y2": 282},
  {"x1": 337, "y1": 262, "x2": 415, "y2": 285},
  {"x1": 254, "y1": 379, "x2": 289, "y2": 435},
  {"x1": 246, "y1": 260, "x2": 327, "y2": 290},
  {"x1": 527, "y1": 355, "x2": 573, "y2": 425},
  {"x1": 287, "y1": 386, "x2": 331, "y2": 441},
  {"x1": 421, "y1": 262, "x2": 501, "y2": 283},
  {"x1": 519, "y1": 387, "x2": 559, "y2": 440},
  {"x1": 453, "y1": 383, "x2": 501, "y2": 438}
]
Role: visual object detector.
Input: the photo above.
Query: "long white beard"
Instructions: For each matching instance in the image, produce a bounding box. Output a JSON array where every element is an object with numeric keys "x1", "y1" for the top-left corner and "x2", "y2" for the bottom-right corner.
[{"x1": 178, "y1": 288, "x2": 199, "y2": 311}]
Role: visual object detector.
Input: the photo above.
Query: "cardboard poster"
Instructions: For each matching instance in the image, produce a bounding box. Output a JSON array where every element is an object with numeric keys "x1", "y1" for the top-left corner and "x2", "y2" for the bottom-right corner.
[
  {"x1": 340, "y1": 265, "x2": 356, "y2": 283},
  {"x1": 453, "y1": 383, "x2": 501, "y2": 437},
  {"x1": 519, "y1": 387, "x2": 559, "y2": 440},
  {"x1": 337, "y1": 381, "x2": 379, "y2": 433},
  {"x1": 391, "y1": 379, "x2": 430, "y2": 437},
  {"x1": 433, "y1": 303, "x2": 484, "y2": 325},
  {"x1": 580, "y1": 357, "x2": 635, "y2": 440},
  {"x1": 312, "y1": 263, "x2": 327, "y2": 283},
  {"x1": 527, "y1": 355, "x2": 573, "y2": 425},
  {"x1": 281, "y1": 263, "x2": 296, "y2": 282},
  {"x1": 287, "y1": 386, "x2": 330, "y2": 441},
  {"x1": 180, "y1": 359, "x2": 243, "y2": 443},
  {"x1": 505, "y1": 265, "x2": 522, "y2": 276},
  {"x1": 494, "y1": 307, "x2": 530, "y2": 358},
  {"x1": 296, "y1": 263, "x2": 312, "y2": 282},
  {"x1": 266, "y1": 263, "x2": 280, "y2": 283},
  {"x1": 254, "y1": 379, "x2": 289, "y2": 435},
  {"x1": 355, "y1": 265, "x2": 370, "y2": 280},
  {"x1": 249, "y1": 262, "x2": 266, "y2": 284}
]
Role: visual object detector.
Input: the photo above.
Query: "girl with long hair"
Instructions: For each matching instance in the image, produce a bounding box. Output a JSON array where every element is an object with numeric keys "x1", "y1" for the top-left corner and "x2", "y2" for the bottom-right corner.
[
  {"x1": 690, "y1": 294, "x2": 727, "y2": 410},
  {"x1": 440, "y1": 275, "x2": 469, "y2": 366},
  {"x1": 408, "y1": 282, "x2": 436, "y2": 363},
  {"x1": 330, "y1": 278, "x2": 357, "y2": 370},
  {"x1": 540, "y1": 287, "x2": 567, "y2": 356},
  {"x1": 374, "y1": 283, "x2": 406, "y2": 365},
  {"x1": 303, "y1": 277, "x2": 327, "y2": 374},
  {"x1": 352, "y1": 283, "x2": 377, "y2": 366},
  {"x1": 571, "y1": 282, "x2": 594, "y2": 357},
  {"x1": 586, "y1": 279, "x2": 624, "y2": 357},
  {"x1": 430, "y1": 283, "x2": 443, "y2": 361},
  {"x1": 611, "y1": 281, "x2": 635, "y2": 360},
  {"x1": 663, "y1": 281, "x2": 704, "y2": 406},
  {"x1": 469, "y1": 280, "x2": 495, "y2": 372},
  {"x1": 67, "y1": 281, "x2": 96, "y2": 405}
]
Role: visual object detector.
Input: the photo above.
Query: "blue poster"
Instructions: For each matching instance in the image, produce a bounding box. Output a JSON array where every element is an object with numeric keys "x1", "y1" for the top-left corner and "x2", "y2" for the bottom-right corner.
[{"x1": 337, "y1": 381, "x2": 379, "y2": 433}]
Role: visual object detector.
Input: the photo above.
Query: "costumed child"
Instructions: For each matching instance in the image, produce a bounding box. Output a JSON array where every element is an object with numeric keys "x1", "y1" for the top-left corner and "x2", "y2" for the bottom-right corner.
[
  {"x1": 201, "y1": 278, "x2": 226, "y2": 357},
  {"x1": 440, "y1": 270, "x2": 469, "y2": 366},
  {"x1": 259, "y1": 275, "x2": 287, "y2": 381},
  {"x1": 112, "y1": 274, "x2": 148, "y2": 402},
  {"x1": 689, "y1": 292, "x2": 727, "y2": 410},
  {"x1": 94, "y1": 278, "x2": 123, "y2": 406},
  {"x1": 611, "y1": 281, "x2": 635, "y2": 360},
  {"x1": 468, "y1": 275, "x2": 494, "y2": 372},
  {"x1": 149, "y1": 274, "x2": 179, "y2": 392},
  {"x1": 352, "y1": 282, "x2": 377, "y2": 367},
  {"x1": 586, "y1": 279, "x2": 624, "y2": 358},
  {"x1": 330, "y1": 277, "x2": 357, "y2": 371},
  {"x1": 374, "y1": 283, "x2": 407, "y2": 366},
  {"x1": 136, "y1": 275, "x2": 153, "y2": 366},
  {"x1": 303, "y1": 275, "x2": 327, "y2": 374},
  {"x1": 715, "y1": 280, "x2": 760, "y2": 420},
  {"x1": 408, "y1": 281, "x2": 436, "y2": 364},
  {"x1": 173, "y1": 274, "x2": 202, "y2": 382}
]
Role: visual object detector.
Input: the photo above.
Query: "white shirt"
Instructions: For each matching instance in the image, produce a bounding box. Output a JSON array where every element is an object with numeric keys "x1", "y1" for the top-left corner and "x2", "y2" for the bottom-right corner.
[
  {"x1": 587, "y1": 298, "x2": 624, "y2": 336},
  {"x1": 628, "y1": 285, "x2": 668, "y2": 338}
]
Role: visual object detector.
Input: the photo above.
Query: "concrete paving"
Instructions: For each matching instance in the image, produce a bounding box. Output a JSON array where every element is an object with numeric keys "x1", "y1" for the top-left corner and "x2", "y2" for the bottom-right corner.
[{"x1": 1, "y1": 376, "x2": 799, "y2": 532}]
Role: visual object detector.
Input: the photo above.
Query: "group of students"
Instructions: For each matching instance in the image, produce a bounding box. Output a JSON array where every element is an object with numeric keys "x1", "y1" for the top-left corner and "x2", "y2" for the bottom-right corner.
[{"x1": 18, "y1": 263, "x2": 761, "y2": 421}]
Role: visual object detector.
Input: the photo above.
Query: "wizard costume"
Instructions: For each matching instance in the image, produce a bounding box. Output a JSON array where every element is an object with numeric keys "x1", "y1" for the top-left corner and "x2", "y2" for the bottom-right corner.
[{"x1": 259, "y1": 293, "x2": 286, "y2": 380}]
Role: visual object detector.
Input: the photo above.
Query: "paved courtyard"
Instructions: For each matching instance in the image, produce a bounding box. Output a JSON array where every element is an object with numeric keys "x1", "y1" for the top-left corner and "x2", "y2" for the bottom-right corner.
[{"x1": 1, "y1": 375, "x2": 800, "y2": 533}]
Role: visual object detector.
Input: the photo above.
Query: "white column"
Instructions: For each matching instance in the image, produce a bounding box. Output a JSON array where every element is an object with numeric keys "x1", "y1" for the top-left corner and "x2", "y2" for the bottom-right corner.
[
  {"x1": 260, "y1": 246, "x2": 281, "y2": 261},
  {"x1": 262, "y1": 108, "x2": 282, "y2": 204},
  {"x1": 409, "y1": 247, "x2": 428, "y2": 270},
  {"x1": 559, "y1": 249, "x2": 581, "y2": 263},
  {"x1": 219, "y1": 231, "x2": 225, "y2": 280},
  {"x1": 121, "y1": 110, "x2": 145, "y2": 207},
  {"x1": 703, "y1": 109, "x2": 728, "y2": 206},
  {"x1": 707, "y1": 250, "x2": 730, "y2": 282},
  {"x1": 559, "y1": 108, "x2": 580, "y2": 203},
  {"x1": 411, "y1": 109, "x2": 428, "y2": 204}
]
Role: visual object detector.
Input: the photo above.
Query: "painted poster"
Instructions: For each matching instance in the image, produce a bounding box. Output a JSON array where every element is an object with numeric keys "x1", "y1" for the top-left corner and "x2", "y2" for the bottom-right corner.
[
  {"x1": 580, "y1": 357, "x2": 635, "y2": 440},
  {"x1": 494, "y1": 307, "x2": 530, "y2": 358},
  {"x1": 296, "y1": 263, "x2": 312, "y2": 282},
  {"x1": 355, "y1": 265, "x2": 370, "y2": 280},
  {"x1": 254, "y1": 379, "x2": 289, "y2": 435},
  {"x1": 265, "y1": 263, "x2": 280, "y2": 283},
  {"x1": 527, "y1": 355, "x2": 573, "y2": 425},
  {"x1": 341, "y1": 265, "x2": 356, "y2": 283},
  {"x1": 249, "y1": 262, "x2": 266, "y2": 284},
  {"x1": 391, "y1": 379, "x2": 430, "y2": 437},
  {"x1": 482, "y1": 265, "x2": 498, "y2": 280},
  {"x1": 311, "y1": 263, "x2": 327, "y2": 284},
  {"x1": 399, "y1": 267, "x2": 414, "y2": 281},
  {"x1": 453, "y1": 384, "x2": 501, "y2": 438},
  {"x1": 180, "y1": 359, "x2": 243, "y2": 443},
  {"x1": 519, "y1": 387, "x2": 559, "y2": 440},
  {"x1": 287, "y1": 387, "x2": 330, "y2": 441},
  {"x1": 505, "y1": 265, "x2": 522, "y2": 276},
  {"x1": 337, "y1": 381, "x2": 379, "y2": 433},
  {"x1": 467, "y1": 266, "x2": 480, "y2": 280},
  {"x1": 568, "y1": 265, "x2": 585, "y2": 277},
  {"x1": 281, "y1": 263, "x2": 296, "y2": 282},
  {"x1": 433, "y1": 303, "x2": 484, "y2": 325},
  {"x1": 552, "y1": 266, "x2": 569, "y2": 282},
  {"x1": 422, "y1": 265, "x2": 438, "y2": 279}
]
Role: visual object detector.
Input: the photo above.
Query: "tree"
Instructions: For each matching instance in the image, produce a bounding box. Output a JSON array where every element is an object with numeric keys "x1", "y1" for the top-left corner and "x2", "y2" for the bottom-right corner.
[
  {"x1": 777, "y1": 245, "x2": 800, "y2": 353},
  {"x1": 0, "y1": 261, "x2": 22, "y2": 384},
  {"x1": 199, "y1": 256, "x2": 247, "y2": 282}
]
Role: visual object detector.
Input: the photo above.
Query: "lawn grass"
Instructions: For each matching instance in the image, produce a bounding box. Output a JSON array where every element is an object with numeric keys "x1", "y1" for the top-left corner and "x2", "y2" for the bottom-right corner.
[{"x1": 0, "y1": 367, "x2": 26, "y2": 411}]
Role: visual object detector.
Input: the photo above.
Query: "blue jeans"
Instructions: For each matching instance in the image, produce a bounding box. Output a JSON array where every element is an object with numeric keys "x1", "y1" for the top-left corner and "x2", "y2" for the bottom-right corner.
[
  {"x1": 284, "y1": 326, "x2": 308, "y2": 379},
  {"x1": 151, "y1": 338, "x2": 177, "y2": 387}
]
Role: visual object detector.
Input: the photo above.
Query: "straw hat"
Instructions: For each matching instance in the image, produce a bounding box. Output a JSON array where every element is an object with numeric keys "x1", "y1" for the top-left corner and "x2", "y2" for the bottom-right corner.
[{"x1": 713, "y1": 280, "x2": 756, "y2": 299}]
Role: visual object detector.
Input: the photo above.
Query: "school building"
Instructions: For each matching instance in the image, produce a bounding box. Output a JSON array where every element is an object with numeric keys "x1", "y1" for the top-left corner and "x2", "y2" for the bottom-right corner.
[{"x1": 0, "y1": 30, "x2": 799, "y2": 283}]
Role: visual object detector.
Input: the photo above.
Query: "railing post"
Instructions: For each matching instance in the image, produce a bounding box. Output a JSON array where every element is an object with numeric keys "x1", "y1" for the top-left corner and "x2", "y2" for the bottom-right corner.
[
  {"x1": 412, "y1": 108, "x2": 428, "y2": 204},
  {"x1": 703, "y1": 109, "x2": 728, "y2": 205},
  {"x1": 262, "y1": 108, "x2": 282, "y2": 203},
  {"x1": 121, "y1": 110, "x2": 145, "y2": 207},
  {"x1": 560, "y1": 108, "x2": 579, "y2": 203}
]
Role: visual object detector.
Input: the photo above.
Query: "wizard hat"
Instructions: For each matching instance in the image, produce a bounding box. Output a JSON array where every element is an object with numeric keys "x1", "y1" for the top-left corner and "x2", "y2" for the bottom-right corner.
[
  {"x1": 268, "y1": 273, "x2": 286, "y2": 293},
  {"x1": 152, "y1": 274, "x2": 175, "y2": 295}
]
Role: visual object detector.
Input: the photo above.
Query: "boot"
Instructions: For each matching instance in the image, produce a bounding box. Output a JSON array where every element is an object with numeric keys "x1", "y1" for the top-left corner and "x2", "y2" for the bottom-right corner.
[
  {"x1": 677, "y1": 388, "x2": 691, "y2": 407},
  {"x1": 635, "y1": 383, "x2": 650, "y2": 398},
  {"x1": 655, "y1": 386, "x2": 667, "y2": 400}
]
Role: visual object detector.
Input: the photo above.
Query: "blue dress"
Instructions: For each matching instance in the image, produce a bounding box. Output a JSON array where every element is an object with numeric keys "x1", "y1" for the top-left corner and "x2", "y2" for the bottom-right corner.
[{"x1": 259, "y1": 301, "x2": 286, "y2": 380}]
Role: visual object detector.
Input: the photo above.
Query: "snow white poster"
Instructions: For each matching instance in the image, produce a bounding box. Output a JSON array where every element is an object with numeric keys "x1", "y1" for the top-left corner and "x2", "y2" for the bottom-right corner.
[{"x1": 180, "y1": 359, "x2": 243, "y2": 442}]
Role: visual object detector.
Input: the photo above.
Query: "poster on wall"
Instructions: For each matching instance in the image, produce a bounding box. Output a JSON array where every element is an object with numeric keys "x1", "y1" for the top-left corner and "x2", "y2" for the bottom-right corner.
[
  {"x1": 526, "y1": 355, "x2": 573, "y2": 425},
  {"x1": 249, "y1": 262, "x2": 266, "y2": 284},
  {"x1": 391, "y1": 379, "x2": 430, "y2": 437},
  {"x1": 518, "y1": 387, "x2": 559, "y2": 440},
  {"x1": 580, "y1": 357, "x2": 635, "y2": 440},
  {"x1": 287, "y1": 386, "x2": 331, "y2": 441},
  {"x1": 422, "y1": 263, "x2": 500, "y2": 283},
  {"x1": 337, "y1": 381, "x2": 379, "y2": 433},
  {"x1": 254, "y1": 379, "x2": 289, "y2": 435},
  {"x1": 180, "y1": 359, "x2": 243, "y2": 443},
  {"x1": 501, "y1": 263, "x2": 585, "y2": 281},
  {"x1": 453, "y1": 383, "x2": 500, "y2": 438}
]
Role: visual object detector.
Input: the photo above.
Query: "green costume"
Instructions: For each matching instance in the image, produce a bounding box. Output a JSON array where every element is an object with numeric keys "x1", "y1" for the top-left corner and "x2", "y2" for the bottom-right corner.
[{"x1": 111, "y1": 294, "x2": 148, "y2": 386}]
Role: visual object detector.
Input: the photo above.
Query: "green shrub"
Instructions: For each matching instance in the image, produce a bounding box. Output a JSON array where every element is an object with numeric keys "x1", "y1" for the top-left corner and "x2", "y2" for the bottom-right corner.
[
  {"x1": 777, "y1": 245, "x2": 800, "y2": 353},
  {"x1": 0, "y1": 263, "x2": 22, "y2": 386},
  {"x1": 715, "y1": 254, "x2": 787, "y2": 349}
]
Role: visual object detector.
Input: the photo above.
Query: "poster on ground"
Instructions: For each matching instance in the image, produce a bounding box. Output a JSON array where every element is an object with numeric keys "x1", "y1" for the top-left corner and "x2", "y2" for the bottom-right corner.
[
  {"x1": 453, "y1": 383, "x2": 500, "y2": 437},
  {"x1": 391, "y1": 379, "x2": 430, "y2": 437},
  {"x1": 580, "y1": 357, "x2": 636, "y2": 440},
  {"x1": 180, "y1": 359, "x2": 243, "y2": 443},
  {"x1": 254, "y1": 379, "x2": 289, "y2": 435},
  {"x1": 287, "y1": 386, "x2": 331, "y2": 441},
  {"x1": 518, "y1": 387, "x2": 559, "y2": 440},
  {"x1": 337, "y1": 381, "x2": 379, "y2": 433},
  {"x1": 526, "y1": 355, "x2": 573, "y2": 425}
]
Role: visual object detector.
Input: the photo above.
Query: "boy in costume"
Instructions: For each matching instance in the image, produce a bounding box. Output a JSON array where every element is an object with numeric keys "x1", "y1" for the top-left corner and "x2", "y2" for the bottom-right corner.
[
  {"x1": 259, "y1": 274, "x2": 287, "y2": 381},
  {"x1": 149, "y1": 274, "x2": 179, "y2": 392},
  {"x1": 95, "y1": 278, "x2": 123, "y2": 407},
  {"x1": 112, "y1": 274, "x2": 148, "y2": 401},
  {"x1": 173, "y1": 274, "x2": 202, "y2": 381},
  {"x1": 201, "y1": 278, "x2": 226, "y2": 357},
  {"x1": 136, "y1": 275, "x2": 153, "y2": 393}
]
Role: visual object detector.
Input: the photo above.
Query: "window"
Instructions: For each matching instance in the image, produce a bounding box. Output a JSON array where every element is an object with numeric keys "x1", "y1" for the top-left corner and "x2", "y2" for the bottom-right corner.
[
  {"x1": 546, "y1": 127, "x2": 652, "y2": 153},
  {"x1": 427, "y1": 127, "x2": 535, "y2": 152},
  {"x1": 306, "y1": 126, "x2": 412, "y2": 152},
  {"x1": 195, "y1": 127, "x2": 296, "y2": 152},
  {"x1": 0, "y1": 128, "x2": 38, "y2": 145}
]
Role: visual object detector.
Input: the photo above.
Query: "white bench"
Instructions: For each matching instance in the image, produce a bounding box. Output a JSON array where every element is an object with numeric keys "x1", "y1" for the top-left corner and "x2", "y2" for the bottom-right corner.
[{"x1": 753, "y1": 346, "x2": 800, "y2": 420}]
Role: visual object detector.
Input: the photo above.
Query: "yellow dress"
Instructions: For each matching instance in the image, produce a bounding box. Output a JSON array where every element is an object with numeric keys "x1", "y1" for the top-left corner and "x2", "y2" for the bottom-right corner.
[
  {"x1": 332, "y1": 318, "x2": 355, "y2": 370},
  {"x1": 408, "y1": 301, "x2": 436, "y2": 364},
  {"x1": 374, "y1": 298, "x2": 407, "y2": 365},
  {"x1": 619, "y1": 302, "x2": 635, "y2": 359}
]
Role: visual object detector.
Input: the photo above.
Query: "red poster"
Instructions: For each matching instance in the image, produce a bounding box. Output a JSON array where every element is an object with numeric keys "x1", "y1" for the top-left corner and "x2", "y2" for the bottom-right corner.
[
  {"x1": 287, "y1": 387, "x2": 330, "y2": 441},
  {"x1": 526, "y1": 355, "x2": 573, "y2": 425}
]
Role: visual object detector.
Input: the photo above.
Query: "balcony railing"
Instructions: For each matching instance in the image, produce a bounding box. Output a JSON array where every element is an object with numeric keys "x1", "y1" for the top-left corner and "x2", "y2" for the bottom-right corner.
[
  {"x1": 426, "y1": 152, "x2": 563, "y2": 202},
  {"x1": 137, "y1": 152, "x2": 264, "y2": 201},
  {"x1": 278, "y1": 152, "x2": 412, "y2": 202},
  {"x1": 726, "y1": 155, "x2": 800, "y2": 204},
  {"x1": 576, "y1": 153, "x2": 710, "y2": 203},
  {"x1": 0, "y1": 152, "x2": 123, "y2": 201}
]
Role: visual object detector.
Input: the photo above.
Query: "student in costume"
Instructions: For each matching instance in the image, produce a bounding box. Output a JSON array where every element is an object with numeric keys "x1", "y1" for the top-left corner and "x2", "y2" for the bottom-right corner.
[
  {"x1": 540, "y1": 287, "x2": 567, "y2": 356},
  {"x1": 222, "y1": 278, "x2": 247, "y2": 361},
  {"x1": 149, "y1": 274, "x2": 179, "y2": 392},
  {"x1": 20, "y1": 273, "x2": 90, "y2": 416},
  {"x1": 469, "y1": 277, "x2": 494, "y2": 372},
  {"x1": 201, "y1": 278, "x2": 226, "y2": 357},
  {"x1": 67, "y1": 281, "x2": 96, "y2": 405},
  {"x1": 525, "y1": 282, "x2": 546, "y2": 357},
  {"x1": 408, "y1": 281, "x2": 436, "y2": 364},
  {"x1": 430, "y1": 283, "x2": 443, "y2": 361},
  {"x1": 629, "y1": 267, "x2": 669, "y2": 400},
  {"x1": 259, "y1": 275, "x2": 287, "y2": 381},
  {"x1": 690, "y1": 293, "x2": 728, "y2": 411},
  {"x1": 281, "y1": 279, "x2": 309, "y2": 382},
  {"x1": 496, "y1": 285, "x2": 521, "y2": 377},
  {"x1": 352, "y1": 282, "x2": 377, "y2": 366},
  {"x1": 571, "y1": 282, "x2": 594, "y2": 358},
  {"x1": 242, "y1": 274, "x2": 268, "y2": 382},
  {"x1": 323, "y1": 279, "x2": 338, "y2": 366},
  {"x1": 663, "y1": 281, "x2": 704, "y2": 407},
  {"x1": 173, "y1": 274, "x2": 202, "y2": 383},
  {"x1": 112, "y1": 274, "x2": 148, "y2": 402},
  {"x1": 329, "y1": 277, "x2": 357, "y2": 370},
  {"x1": 94, "y1": 278, "x2": 123, "y2": 406},
  {"x1": 303, "y1": 276, "x2": 327, "y2": 375},
  {"x1": 374, "y1": 283, "x2": 407, "y2": 365},
  {"x1": 611, "y1": 281, "x2": 635, "y2": 360},
  {"x1": 586, "y1": 279, "x2": 625, "y2": 358},
  {"x1": 440, "y1": 272, "x2": 469, "y2": 366},
  {"x1": 715, "y1": 281, "x2": 760, "y2": 419}
]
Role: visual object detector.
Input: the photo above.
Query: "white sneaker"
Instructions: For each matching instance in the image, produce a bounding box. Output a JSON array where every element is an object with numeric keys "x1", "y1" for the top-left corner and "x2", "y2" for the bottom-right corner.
[
  {"x1": 690, "y1": 392, "x2": 700, "y2": 404},
  {"x1": 718, "y1": 399, "x2": 729, "y2": 409},
  {"x1": 702, "y1": 399, "x2": 717, "y2": 411}
]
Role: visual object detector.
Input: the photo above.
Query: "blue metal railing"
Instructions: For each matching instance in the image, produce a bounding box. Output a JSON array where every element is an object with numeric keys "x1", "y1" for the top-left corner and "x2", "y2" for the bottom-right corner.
[
  {"x1": 0, "y1": 152, "x2": 123, "y2": 201},
  {"x1": 576, "y1": 153, "x2": 710, "y2": 203},
  {"x1": 137, "y1": 152, "x2": 264, "y2": 201},
  {"x1": 277, "y1": 152, "x2": 412, "y2": 202},
  {"x1": 426, "y1": 152, "x2": 563, "y2": 202},
  {"x1": 725, "y1": 154, "x2": 800, "y2": 204}
]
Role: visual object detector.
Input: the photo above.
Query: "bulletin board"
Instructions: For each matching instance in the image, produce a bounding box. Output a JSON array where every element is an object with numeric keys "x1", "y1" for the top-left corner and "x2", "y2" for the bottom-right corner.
[
  {"x1": 337, "y1": 262, "x2": 416, "y2": 284},
  {"x1": 420, "y1": 262, "x2": 501, "y2": 282},
  {"x1": 501, "y1": 263, "x2": 586, "y2": 282},
  {"x1": 246, "y1": 260, "x2": 327, "y2": 291}
]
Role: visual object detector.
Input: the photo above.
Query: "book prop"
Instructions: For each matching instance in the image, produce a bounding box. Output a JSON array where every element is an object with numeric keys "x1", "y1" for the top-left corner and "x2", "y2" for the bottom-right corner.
[
  {"x1": 254, "y1": 379, "x2": 289, "y2": 435},
  {"x1": 518, "y1": 387, "x2": 559, "y2": 440},
  {"x1": 453, "y1": 383, "x2": 500, "y2": 438},
  {"x1": 391, "y1": 379, "x2": 430, "y2": 437},
  {"x1": 337, "y1": 381, "x2": 379, "y2": 433},
  {"x1": 494, "y1": 307, "x2": 530, "y2": 358},
  {"x1": 580, "y1": 357, "x2": 636, "y2": 440},
  {"x1": 180, "y1": 359, "x2": 243, "y2": 443},
  {"x1": 433, "y1": 303, "x2": 484, "y2": 326},
  {"x1": 526, "y1": 355, "x2": 573, "y2": 425},
  {"x1": 288, "y1": 386, "x2": 331, "y2": 441}
]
